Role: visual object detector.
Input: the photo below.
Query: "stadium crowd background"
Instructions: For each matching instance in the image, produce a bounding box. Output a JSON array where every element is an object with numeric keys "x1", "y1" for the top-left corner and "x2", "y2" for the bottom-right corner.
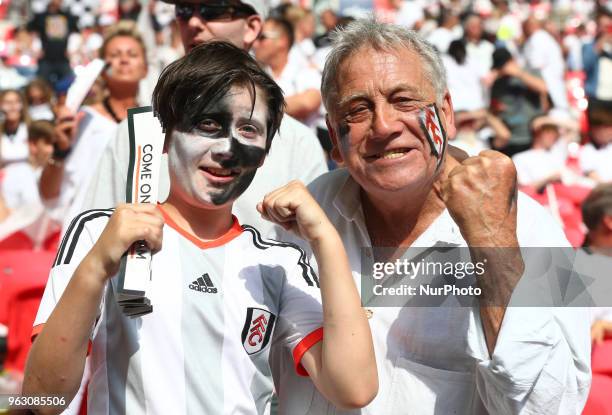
[{"x1": 0, "y1": 0, "x2": 611, "y2": 413}]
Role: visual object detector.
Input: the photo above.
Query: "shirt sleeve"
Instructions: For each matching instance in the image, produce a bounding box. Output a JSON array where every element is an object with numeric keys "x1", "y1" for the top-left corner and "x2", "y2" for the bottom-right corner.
[
  {"x1": 473, "y1": 194, "x2": 592, "y2": 414},
  {"x1": 32, "y1": 211, "x2": 111, "y2": 340},
  {"x1": 274, "y1": 243, "x2": 324, "y2": 377}
]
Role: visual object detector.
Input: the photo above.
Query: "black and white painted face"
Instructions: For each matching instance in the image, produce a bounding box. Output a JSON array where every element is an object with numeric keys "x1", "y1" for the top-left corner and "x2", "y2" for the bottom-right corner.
[{"x1": 167, "y1": 84, "x2": 268, "y2": 207}]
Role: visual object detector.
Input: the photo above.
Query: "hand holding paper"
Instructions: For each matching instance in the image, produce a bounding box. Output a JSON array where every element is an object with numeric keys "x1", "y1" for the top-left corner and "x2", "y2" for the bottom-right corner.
[{"x1": 87, "y1": 204, "x2": 164, "y2": 279}]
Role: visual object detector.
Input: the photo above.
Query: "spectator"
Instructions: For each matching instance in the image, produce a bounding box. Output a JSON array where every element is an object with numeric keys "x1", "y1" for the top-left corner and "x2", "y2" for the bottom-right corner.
[
  {"x1": 463, "y1": 13, "x2": 495, "y2": 79},
  {"x1": 80, "y1": 0, "x2": 327, "y2": 241},
  {"x1": 426, "y1": 7, "x2": 462, "y2": 53},
  {"x1": 39, "y1": 21, "x2": 148, "y2": 231},
  {"x1": 490, "y1": 47, "x2": 548, "y2": 156},
  {"x1": 25, "y1": 78, "x2": 55, "y2": 121},
  {"x1": 1, "y1": 120, "x2": 55, "y2": 212},
  {"x1": 452, "y1": 108, "x2": 510, "y2": 155},
  {"x1": 580, "y1": 105, "x2": 612, "y2": 183},
  {"x1": 583, "y1": 183, "x2": 612, "y2": 254},
  {"x1": 313, "y1": 9, "x2": 338, "y2": 48},
  {"x1": 23, "y1": 40, "x2": 377, "y2": 413},
  {"x1": 581, "y1": 183, "x2": 612, "y2": 415},
  {"x1": 285, "y1": 6, "x2": 317, "y2": 69},
  {"x1": 5, "y1": 25, "x2": 41, "y2": 80},
  {"x1": 27, "y1": 0, "x2": 78, "y2": 87},
  {"x1": 522, "y1": 15, "x2": 569, "y2": 111},
  {"x1": 442, "y1": 39, "x2": 486, "y2": 111},
  {"x1": 279, "y1": 18, "x2": 590, "y2": 414},
  {"x1": 582, "y1": 8, "x2": 612, "y2": 120},
  {"x1": 512, "y1": 116, "x2": 567, "y2": 190},
  {"x1": 254, "y1": 17, "x2": 322, "y2": 129},
  {"x1": 0, "y1": 55, "x2": 29, "y2": 90},
  {"x1": 0, "y1": 89, "x2": 30, "y2": 167}
]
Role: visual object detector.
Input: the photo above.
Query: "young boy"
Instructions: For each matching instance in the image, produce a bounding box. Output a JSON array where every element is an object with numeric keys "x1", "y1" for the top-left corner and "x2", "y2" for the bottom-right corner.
[{"x1": 23, "y1": 41, "x2": 376, "y2": 413}]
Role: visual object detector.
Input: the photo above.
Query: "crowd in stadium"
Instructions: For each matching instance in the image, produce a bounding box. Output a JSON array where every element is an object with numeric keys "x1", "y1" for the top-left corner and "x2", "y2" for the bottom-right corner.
[{"x1": 0, "y1": 0, "x2": 611, "y2": 413}]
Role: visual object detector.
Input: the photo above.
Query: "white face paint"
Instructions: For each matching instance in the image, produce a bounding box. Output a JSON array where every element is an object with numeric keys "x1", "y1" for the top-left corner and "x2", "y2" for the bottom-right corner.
[{"x1": 167, "y1": 85, "x2": 269, "y2": 207}]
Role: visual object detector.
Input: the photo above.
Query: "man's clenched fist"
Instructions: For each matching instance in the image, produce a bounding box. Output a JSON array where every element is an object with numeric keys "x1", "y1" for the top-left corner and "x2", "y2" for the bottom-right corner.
[{"x1": 441, "y1": 150, "x2": 519, "y2": 247}]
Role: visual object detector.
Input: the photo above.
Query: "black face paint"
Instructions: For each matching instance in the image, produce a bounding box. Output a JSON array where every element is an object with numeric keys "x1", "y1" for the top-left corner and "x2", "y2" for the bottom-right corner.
[
  {"x1": 176, "y1": 92, "x2": 267, "y2": 206},
  {"x1": 337, "y1": 121, "x2": 351, "y2": 153},
  {"x1": 210, "y1": 136, "x2": 266, "y2": 205}
]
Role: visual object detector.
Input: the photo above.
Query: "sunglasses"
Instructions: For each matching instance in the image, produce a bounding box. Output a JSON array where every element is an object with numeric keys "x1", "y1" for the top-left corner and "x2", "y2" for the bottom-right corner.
[{"x1": 175, "y1": 3, "x2": 255, "y2": 22}]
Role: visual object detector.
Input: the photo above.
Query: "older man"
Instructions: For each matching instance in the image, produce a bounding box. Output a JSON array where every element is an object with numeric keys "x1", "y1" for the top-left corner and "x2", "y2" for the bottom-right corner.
[{"x1": 272, "y1": 19, "x2": 590, "y2": 414}]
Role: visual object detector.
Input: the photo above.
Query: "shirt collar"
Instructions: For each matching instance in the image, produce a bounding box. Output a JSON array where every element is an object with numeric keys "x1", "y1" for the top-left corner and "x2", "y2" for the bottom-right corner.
[{"x1": 332, "y1": 171, "x2": 464, "y2": 247}]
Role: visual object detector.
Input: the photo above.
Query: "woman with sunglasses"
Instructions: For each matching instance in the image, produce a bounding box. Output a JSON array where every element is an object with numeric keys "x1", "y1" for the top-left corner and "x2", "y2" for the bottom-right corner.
[{"x1": 39, "y1": 21, "x2": 148, "y2": 231}]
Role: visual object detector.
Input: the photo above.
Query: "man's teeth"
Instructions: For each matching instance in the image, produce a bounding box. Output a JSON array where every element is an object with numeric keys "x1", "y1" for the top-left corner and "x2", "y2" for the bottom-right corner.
[{"x1": 379, "y1": 149, "x2": 408, "y2": 159}]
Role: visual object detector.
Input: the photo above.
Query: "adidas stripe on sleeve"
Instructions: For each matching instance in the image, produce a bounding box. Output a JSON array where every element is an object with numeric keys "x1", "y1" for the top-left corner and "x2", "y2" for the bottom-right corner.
[
  {"x1": 33, "y1": 209, "x2": 113, "y2": 339},
  {"x1": 242, "y1": 226, "x2": 324, "y2": 376}
]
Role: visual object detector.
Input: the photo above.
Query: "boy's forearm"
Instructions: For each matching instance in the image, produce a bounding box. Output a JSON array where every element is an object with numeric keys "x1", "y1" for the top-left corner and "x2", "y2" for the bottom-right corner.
[
  {"x1": 310, "y1": 231, "x2": 378, "y2": 407},
  {"x1": 23, "y1": 256, "x2": 108, "y2": 401}
]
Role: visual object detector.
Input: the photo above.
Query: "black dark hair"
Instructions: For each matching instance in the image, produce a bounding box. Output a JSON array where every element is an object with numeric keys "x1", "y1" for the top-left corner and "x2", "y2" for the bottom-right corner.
[
  {"x1": 152, "y1": 41, "x2": 285, "y2": 151},
  {"x1": 267, "y1": 17, "x2": 294, "y2": 49},
  {"x1": 448, "y1": 39, "x2": 467, "y2": 65}
]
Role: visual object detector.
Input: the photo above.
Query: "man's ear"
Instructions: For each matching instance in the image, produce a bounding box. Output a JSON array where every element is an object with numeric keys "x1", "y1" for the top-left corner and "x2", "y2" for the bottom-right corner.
[
  {"x1": 326, "y1": 114, "x2": 344, "y2": 164},
  {"x1": 243, "y1": 15, "x2": 263, "y2": 49},
  {"x1": 440, "y1": 90, "x2": 456, "y2": 140}
]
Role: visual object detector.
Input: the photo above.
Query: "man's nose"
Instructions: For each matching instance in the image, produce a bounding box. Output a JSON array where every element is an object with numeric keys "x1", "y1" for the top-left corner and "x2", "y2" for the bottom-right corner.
[
  {"x1": 187, "y1": 13, "x2": 206, "y2": 31},
  {"x1": 371, "y1": 103, "x2": 403, "y2": 140}
]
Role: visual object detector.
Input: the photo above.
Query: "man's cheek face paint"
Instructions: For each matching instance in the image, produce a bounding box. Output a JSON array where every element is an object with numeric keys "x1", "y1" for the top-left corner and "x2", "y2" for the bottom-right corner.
[{"x1": 418, "y1": 104, "x2": 447, "y2": 171}]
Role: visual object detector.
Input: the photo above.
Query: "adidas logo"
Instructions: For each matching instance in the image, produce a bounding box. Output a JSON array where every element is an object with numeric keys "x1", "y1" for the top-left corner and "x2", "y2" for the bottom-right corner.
[{"x1": 189, "y1": 273, "x2": 218, "y2": 294}]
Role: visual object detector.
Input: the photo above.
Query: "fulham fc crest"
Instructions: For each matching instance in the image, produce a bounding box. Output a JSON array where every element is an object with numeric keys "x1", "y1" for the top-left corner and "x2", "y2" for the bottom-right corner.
[{"x1": 241, "y1": 308, "x2": 276, "y2": 355}]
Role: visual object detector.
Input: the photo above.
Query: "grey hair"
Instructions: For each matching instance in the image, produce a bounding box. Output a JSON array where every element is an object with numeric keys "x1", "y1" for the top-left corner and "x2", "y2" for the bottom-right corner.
[{"x1": 321, "y1": 18, "x2": 447, "y2": 119}]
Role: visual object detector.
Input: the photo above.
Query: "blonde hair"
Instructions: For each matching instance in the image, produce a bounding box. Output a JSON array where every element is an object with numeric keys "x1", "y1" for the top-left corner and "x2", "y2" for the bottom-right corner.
[{"x1": 99, "y1": 20, "x2": 147, "y2": 59}]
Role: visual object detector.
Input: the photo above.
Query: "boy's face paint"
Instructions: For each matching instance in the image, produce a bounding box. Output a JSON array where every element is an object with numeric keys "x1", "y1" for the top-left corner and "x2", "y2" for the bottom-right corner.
[
  {"x1": 167, "y1": 85, "x2": 268, "y2": 207},
  {"x1": 418, "y1": 104, "x2": 447, "y2": 171}
]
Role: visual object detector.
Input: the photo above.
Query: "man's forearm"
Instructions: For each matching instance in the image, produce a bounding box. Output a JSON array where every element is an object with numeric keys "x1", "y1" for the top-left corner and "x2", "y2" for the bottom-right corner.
[
  {"x1": 23, "y1": 257, "x2": 108, "y2": 405},
  {"x1": 470, "y1": 244, "x2": 524, "y2": 354}
]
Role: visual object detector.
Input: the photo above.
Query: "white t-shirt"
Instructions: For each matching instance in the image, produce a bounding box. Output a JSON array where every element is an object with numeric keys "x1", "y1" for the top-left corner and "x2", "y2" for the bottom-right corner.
[
  {"x1": 1, "y1": 123, "x2": 29, "y2": 166},
  {"x1": 273, "y1": 168, "x2": 591, "y2": 415},
  {"x1": 442, "y1": 54, "x2": 486, "y2": 112},
  {"x1": 79, "y1": 115, "x2": 327, "y2": 238},
  {"x1": 1, "y1": 161, "x2": 41, "y2": 209},
  {"x1": 523, "y1": 30, "x2": 569, "y2": 110},
  {"x1": 34, "y1": 208, "x2": 323, "y2": 414},
  {"x1": 271, "y1": 56, "x2": 322, "y2": 129},
  {"x1": 580, "y1": 143, "x2": 612, "y2": 182},
  {"x1": 512, "y1": 147, "x2": 566, "y2": 186},
  {"x1": 466, "y1": 39, "x2": 495, "y2": 78}
]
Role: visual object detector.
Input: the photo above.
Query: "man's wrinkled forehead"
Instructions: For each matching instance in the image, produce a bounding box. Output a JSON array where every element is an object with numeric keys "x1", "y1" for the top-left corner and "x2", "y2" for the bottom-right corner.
[{"x1": 334, "y1": 47, "x2": 434, "y2": 108}]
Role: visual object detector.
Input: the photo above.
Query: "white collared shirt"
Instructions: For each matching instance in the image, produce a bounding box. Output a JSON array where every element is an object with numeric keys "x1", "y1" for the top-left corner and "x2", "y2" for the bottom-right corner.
[{"x1": 273, "y1": 168, "x2": 591, "y2": 415}]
